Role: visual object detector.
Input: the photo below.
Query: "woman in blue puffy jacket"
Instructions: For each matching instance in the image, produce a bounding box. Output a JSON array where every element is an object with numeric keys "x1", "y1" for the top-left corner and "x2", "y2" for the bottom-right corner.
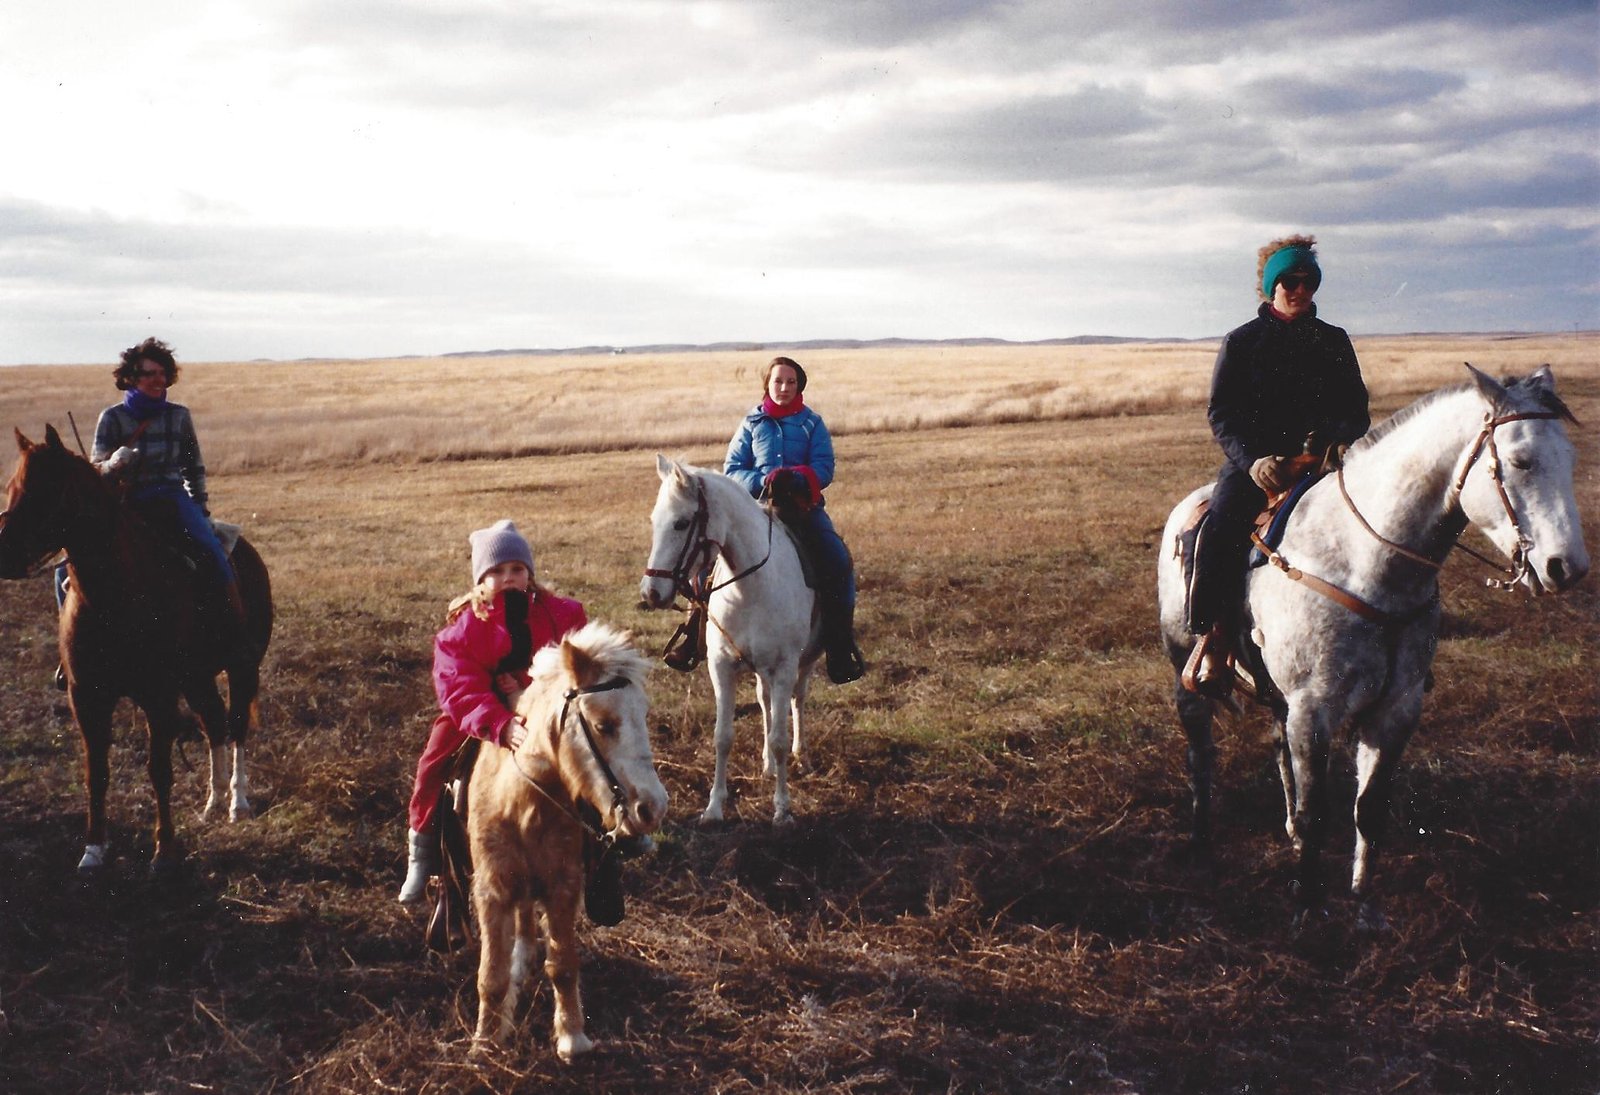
[{"x1": 724, "y1": 356, "x2": 864, "y2": 683}]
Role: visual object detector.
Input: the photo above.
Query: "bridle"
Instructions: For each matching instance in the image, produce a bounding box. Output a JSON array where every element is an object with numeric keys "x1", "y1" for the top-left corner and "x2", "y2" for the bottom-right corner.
[
  {"x1": 643, "y1": 479, "x2": 773, "y2": 605},
  {"x1": 1442, "y1": 410, "x2": 1570, "y2": 591},
  {"x1": 509, "y1": 676, "x2": 635, "y2": 846},
  {"x1": 1256, "y1": 408, "x2": 1570, "y2": 622}
]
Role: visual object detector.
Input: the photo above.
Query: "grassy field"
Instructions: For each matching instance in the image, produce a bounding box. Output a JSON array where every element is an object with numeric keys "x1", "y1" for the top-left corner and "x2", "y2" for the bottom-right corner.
[{"x1": 0, "y1": 336, "x2": 1595, "y2": 1093}]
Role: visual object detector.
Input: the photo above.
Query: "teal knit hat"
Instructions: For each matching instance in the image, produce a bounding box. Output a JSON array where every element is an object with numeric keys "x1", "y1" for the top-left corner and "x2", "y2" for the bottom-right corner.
[{"x1": 1262, "y1": 244, "x2": 1320, "y2": 299}]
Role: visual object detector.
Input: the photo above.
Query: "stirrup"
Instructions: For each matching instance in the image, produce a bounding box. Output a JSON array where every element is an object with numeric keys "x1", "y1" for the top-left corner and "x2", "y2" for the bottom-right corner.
[{"x1": 1181, "y1": 633, "x2": 1234, "y2": 698}]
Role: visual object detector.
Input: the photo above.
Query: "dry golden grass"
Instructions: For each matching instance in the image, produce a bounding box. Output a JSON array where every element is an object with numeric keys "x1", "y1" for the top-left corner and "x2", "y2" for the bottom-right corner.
[
  {"x1": 5, "y1": 333, "x2": 1592, "y2": 474},
  {"x1": 0, "y1": 337, "x2": 1594, "y2": 1093}
]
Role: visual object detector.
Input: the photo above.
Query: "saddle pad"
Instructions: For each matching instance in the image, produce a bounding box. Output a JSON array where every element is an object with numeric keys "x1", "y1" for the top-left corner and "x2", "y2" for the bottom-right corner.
[
  {"x1": 1247, "y1": 472, "x2": 1320, "y2": 568},
  {"x1": 766, "y1": 506, "x2": 819, "y2": 590}
]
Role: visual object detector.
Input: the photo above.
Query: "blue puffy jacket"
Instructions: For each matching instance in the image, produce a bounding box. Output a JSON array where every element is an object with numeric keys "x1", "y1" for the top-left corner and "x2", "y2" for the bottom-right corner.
[{"x1": 723, "y1": 403, "x2": 836, "y2": 500}]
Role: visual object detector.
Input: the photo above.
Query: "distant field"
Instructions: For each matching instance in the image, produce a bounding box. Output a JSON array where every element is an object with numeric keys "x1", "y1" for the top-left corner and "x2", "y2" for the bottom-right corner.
[
  {"x1": 0, "y1": 339, "x2": 1594, "y2": 1092},
  {"x1": 4, "y1": 333, "x2": 1593, "y2": 472}
]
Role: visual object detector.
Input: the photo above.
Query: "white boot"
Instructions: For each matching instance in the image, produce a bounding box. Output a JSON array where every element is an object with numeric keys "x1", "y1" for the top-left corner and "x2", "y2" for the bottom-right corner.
[{"x1": 397, "y1": 827, "x2": 438, "y2": 905}]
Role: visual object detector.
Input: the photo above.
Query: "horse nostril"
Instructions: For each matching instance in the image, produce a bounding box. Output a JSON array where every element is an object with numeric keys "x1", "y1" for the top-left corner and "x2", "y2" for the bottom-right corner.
[{"x1": 1546, "y1": 557, "x2": 1567, "y2": 587}]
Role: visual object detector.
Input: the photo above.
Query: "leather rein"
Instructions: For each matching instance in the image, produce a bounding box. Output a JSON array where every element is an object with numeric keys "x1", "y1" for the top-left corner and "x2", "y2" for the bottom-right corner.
[
  {"x1": 1252, "y1": 410, "x2": 1567, "y2": 623},
  {"x1": 507, "y1": 675, "x2": 634, "y2": 847}
]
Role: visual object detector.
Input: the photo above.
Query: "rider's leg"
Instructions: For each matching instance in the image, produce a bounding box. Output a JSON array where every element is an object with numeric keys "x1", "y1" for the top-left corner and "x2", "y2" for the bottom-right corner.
[
  {"x1": 400, "y1": 713, "x2": 456, "y2": 904},
  {"x1": 1187, "y1": 464, "x2": 1265, "y2": 693},
  {"x1": 808, "y1": 507, "x2": 864, "y2": 684},
  {"x1": 168, "y1": 490, "x2": 252, "y2": 655}
]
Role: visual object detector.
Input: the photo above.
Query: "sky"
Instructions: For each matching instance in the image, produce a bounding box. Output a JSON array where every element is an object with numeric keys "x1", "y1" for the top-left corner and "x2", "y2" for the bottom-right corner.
[{"x1": 1, "y1": 0, "x2": 1596, "y2": 364}]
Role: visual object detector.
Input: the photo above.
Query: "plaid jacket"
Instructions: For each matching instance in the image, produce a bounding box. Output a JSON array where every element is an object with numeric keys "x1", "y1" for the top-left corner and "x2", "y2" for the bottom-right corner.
[{"x1": 92, "y1": 401, "x2": 209, "y2": 511}]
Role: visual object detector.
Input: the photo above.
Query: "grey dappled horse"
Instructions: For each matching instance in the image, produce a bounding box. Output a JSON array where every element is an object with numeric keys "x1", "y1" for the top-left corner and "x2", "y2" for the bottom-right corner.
[{"x1": 1157, "y1": 366, "x2": 1588, "y2": 928}]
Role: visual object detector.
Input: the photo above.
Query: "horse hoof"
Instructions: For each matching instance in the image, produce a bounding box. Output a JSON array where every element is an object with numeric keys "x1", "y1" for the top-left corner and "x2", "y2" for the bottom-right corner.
[
  {"x1": 772, "y1": 811, "x2": 795, "y2": 828},
  {"x1": 150, "y1": 852, "x2": 185, "y2": 880},
  {"x1": 230, "y1": 801, "x2": 254, "y2": 822},
  {"x1": 699, "y1": 806, "x2": 725, "y2": 826},
  {"x1": 556, "y1": 1032, "x2": 594, "y2": 1061},
  {"x1": 77, "y1": 844, "x2": 109, "y2": 874}
]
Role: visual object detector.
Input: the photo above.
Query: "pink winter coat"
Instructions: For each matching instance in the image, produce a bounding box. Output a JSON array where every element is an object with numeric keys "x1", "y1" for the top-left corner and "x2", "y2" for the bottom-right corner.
[{"x1": 431, "y1": 591, "x2": 588, "y2": 747}]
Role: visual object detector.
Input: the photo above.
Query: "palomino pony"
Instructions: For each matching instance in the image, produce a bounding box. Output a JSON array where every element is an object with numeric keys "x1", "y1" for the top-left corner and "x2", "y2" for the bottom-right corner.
[
  {"x1": 640, "y1": 455, "x2": 821, "y2": 826},
  {"x1": 1158, "y1": 366, "x2": 1587, "y2": 927},
  {"x1": 468, "y1": 622, "x2": 667, "y2": 1058},
  {"x1": 0, "y1": 426, "x2": 273, "y2": 874}
]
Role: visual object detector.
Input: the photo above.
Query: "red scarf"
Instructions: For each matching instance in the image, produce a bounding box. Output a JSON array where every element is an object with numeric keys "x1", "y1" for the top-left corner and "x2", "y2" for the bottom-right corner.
[{"x1": 762, "y1": 393, "x2": 805, "y2": 418}]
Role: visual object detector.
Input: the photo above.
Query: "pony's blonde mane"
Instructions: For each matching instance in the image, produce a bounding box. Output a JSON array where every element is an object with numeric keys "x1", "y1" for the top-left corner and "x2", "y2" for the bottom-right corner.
[{"x1": 528, "y1": 621, "x2": 651, "y2": 692}]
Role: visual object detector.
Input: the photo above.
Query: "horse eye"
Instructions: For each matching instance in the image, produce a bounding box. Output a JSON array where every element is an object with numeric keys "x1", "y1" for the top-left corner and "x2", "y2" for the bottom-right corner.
[
  {"x1": 597, "y1": 720, "x2": 619, "y2": 738},
  {"x1": 1508, "y1": 455, "x2": 1532, "y2": 471},
  {"x1": 672, "y1": 517, "x2": 690, "y2": 531}
]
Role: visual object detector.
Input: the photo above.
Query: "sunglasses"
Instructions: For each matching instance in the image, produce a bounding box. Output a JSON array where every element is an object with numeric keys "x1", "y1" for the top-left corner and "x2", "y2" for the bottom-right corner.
[
  {"x1": 1278, "y1": 274, "x2": 1318, "y2": 292},
  {"x1": 136, "y1": 367, "x2": 167, "y2": 378}
]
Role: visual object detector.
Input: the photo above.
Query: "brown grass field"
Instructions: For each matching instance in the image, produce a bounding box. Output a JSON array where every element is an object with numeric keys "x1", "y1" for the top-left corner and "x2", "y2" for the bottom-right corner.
[{"x1": 0, "y1": 335, "x2": 1595, "y2": 1093}]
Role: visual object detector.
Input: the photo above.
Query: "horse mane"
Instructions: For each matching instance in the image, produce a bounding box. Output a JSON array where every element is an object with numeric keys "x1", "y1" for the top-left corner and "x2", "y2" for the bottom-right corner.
[
  {"x1": 528, "y1": 621, "x2": 651, "y2": 691},
  {"x1": 1349, "y1": 384, "x2": 1473, "y2": 454}
]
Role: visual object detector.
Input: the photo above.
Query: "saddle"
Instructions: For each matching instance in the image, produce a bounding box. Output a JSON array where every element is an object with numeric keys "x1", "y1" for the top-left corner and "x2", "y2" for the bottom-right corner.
[{"x1": 1176, "y1": 460, "x2": 1326, "y2": 627}]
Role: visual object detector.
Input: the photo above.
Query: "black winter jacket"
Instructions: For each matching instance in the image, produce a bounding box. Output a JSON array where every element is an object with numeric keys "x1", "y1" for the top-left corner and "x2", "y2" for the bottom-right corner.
[{"x1": 1207, "y1": 302, "x2": 1369, "y2": 475}]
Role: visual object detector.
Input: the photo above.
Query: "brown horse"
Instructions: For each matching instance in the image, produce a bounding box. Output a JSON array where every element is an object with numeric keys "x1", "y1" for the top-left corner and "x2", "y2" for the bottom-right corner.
[
  {"x1": 0, "y1": 425, "x2": 273, "y2": 875},
  {"x1": 469, "y1": 622, "x2": 667, "y2": 1059}
]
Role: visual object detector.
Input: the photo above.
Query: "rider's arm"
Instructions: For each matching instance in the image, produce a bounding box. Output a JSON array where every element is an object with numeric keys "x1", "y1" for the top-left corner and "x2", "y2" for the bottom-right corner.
[
  {"x1": 1207, "y1": 329, "x2": 1263, "y2": 474},
  {"x1": 723, "y1": 415, "x2": 766, "y2": 496},
  {"x1": 175, "y1": 407, "x2": 210, "y2": 513},
  {"x1": 433, "y1": 613, "x2": 517, "y2": 747}
]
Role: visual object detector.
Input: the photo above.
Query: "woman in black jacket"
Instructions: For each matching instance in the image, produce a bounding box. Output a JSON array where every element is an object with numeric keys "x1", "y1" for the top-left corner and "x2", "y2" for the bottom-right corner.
[{"x1": 1187, "y1": 235, "x2": 1370, "y2": 693}]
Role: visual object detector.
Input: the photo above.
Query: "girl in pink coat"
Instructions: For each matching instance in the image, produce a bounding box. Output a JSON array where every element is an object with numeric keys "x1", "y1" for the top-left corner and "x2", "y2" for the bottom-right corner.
[{"x1": 398, "y1": 520, "x2": 586, "y2": 904}]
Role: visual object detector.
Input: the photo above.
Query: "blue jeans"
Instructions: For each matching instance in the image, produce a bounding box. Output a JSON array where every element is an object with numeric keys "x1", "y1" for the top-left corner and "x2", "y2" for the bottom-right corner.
[
  {"x1": 54, "y1": 483, "x2": 233, "y2": 614},
  {"x1": 1189, "y1": 463, "x2": 1266, "y2": 635},
  {"x1": 802, "y1": 506, "x2": 855, "y2": 608},
  {"x1": 130, "y1": 481, "x2": 234, "y2": 591}
]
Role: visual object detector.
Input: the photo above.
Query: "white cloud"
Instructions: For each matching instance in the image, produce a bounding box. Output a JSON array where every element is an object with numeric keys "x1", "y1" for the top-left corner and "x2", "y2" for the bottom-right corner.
[{"x1": 0, "y1": 0, "x2": 1594, "y2": 362}]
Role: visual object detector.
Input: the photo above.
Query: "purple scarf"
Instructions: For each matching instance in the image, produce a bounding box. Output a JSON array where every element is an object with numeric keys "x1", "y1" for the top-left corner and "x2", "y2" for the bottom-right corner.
[{"x1": 122, "y1": 389, "x2": 167, "y2": 420}]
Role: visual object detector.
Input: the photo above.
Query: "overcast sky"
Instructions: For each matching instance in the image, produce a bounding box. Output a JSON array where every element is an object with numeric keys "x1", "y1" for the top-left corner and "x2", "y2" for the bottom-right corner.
[{"x1": 1, "y1": 1, "x2": 1595, "y2": 363}]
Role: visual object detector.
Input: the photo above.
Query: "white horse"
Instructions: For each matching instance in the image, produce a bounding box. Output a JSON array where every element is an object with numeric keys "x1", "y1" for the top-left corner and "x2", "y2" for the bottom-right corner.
[
  {"x1": 1157, "y1": 365, "x2": 1588, "y2": 928},
  {"x1": 640, "y1": 455, "x2": 820, "y2": 825}
]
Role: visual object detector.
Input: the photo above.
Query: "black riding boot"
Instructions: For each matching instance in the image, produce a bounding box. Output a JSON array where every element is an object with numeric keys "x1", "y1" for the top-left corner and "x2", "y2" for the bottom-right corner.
[{"x1": 823, "y1": 597, "x2": 865, "y2": 684}]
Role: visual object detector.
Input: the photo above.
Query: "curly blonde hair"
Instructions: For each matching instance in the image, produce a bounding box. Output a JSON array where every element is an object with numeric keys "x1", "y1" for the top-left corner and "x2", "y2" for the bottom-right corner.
[{"x1": 1256, "y1": 234, "x2": 1317, "y2": 301}]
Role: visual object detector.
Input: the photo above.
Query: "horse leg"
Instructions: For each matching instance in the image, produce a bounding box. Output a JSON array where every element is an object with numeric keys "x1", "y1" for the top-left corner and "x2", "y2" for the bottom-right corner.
[
  {"x1": 755, "y1": 673, "x2": 776, "y2": 778},
  {"x1": 472, "y1": 889, "x2": 515, "y2": 1047},
  {"x1": 1174, "y1": 679, "x2": 1216, "y2": 850},
  {"x1": 790, "y1": 664, "x2": 813, "y2": 773},
  {"x1": 1351, "y1": 688, "x2": 1423, "y2": 933},
  {"x1": 544, "y1": 891, "x2": 593, "y2": 1061},
  {"x1": 701, "y1": 657, "x2": 738, "y2": 824},
  {"x1": 71, "y1": 691, "x2": 117, "y2": 873},
  {"x1": 763, "y1": 670, "x2": 796, "y2": 826},
  {"x1": 187, "y1": 676, "x2": 231, "y2": 823},
  {"x1": 225, "y1": 664, "x2": 260, "y2": 821},
  {"x1": 1283, "y1": 705, "x2": 1333, "y2": 915},
  {"x1": 1273, "y1": 718, "x2": 1297, "y2": 844},
  {"x1": 146, "y1": 702, "x2": 187, "y2": 875},
  {"x1": 510, "y1": 902, "x2": 540, "y2": 994}
]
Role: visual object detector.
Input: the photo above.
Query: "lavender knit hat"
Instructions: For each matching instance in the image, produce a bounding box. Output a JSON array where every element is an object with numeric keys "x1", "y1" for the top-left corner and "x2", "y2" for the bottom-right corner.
[{"x1": 469, "y1": 519, "x2": 535, "y2": 584}]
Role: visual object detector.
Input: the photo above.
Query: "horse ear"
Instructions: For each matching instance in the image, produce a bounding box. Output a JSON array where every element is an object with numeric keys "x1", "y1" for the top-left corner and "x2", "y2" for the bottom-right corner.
[
  {"x1": 44, "y1": 424, "x2": 65, "y2": 450},
  {"x1": 1464, "y1": 362, "x2": 1507, "y2": 408},
  {"x1": 561, "y1": 636, "x2": 600, "y2": 689},
  {"x1": 655, "y1": 453, "x2": 673, "y2": 482},
  {"x1": 14, "y1": 427, "x2": 33, "y2": 452},
  {"x1": 1526, "y1": 364, "x2": 1556, "y2": 392}
]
